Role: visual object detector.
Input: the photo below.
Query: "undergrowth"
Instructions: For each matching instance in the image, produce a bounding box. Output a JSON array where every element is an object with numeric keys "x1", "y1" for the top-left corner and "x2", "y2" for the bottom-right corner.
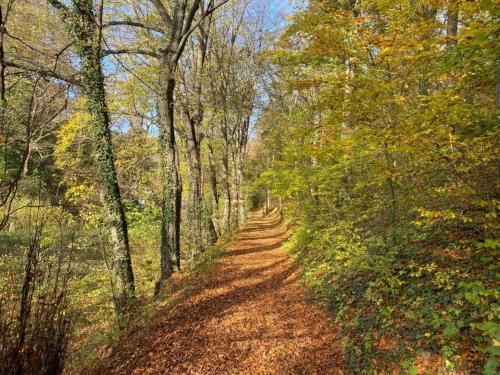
[{"x1": 287, "y1": 219, "x2": 499, "y2": 374}]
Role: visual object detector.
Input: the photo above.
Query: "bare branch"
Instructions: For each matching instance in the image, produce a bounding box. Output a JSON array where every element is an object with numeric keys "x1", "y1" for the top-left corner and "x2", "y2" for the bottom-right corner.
[
  {"x1": 149, "y1": 0, "x2": 173, "y2": 26},
  {"x1": 100, "y1": 36, "x2": 159, "y2": 95},
  {"x1": 175, "y1": 0, "x2": 229, "y2": 62},
  {"x1": 104, "y1": 20, "x2": 165, "y2": 34},
  {"x1": 4, "y1": 59, "x2": 83, "y2": 87},
  {"x1": 102, "y1": 48, "x2": 161, "y2": 59},
  {"x1": 182, "y1": 0, "x2": 202, "y2": 36}
]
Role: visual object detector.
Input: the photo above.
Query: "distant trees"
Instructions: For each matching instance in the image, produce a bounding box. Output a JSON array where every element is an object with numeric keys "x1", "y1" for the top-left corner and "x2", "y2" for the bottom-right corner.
[
  {"x1": 99, "y1": 0, "x2": 268, "y2": 283},
  {"x1": 205, "y1": 0, "x2": 271, "y2": 232},
  {"x1": 177, "y1": 12, "x2": 215, "y2": 254}
]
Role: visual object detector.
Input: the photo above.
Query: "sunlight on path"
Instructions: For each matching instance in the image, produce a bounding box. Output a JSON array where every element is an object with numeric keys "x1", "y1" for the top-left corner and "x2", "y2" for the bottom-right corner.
[{"x1": 93, "y1": 212, "x2": 344, "y2": 375}]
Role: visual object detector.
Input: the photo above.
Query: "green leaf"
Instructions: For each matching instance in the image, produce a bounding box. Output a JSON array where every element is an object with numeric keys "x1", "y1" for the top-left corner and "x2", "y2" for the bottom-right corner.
[
  {"x1": 443, "y1": 323, "x2": 459, "y2": 337},
  {"x1": 484, "y1": 357, "x2": 498, "y2": 375}
]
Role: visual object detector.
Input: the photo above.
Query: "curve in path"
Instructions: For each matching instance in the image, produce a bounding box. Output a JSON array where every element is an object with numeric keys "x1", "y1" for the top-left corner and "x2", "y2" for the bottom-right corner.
[{"x1": 94, "y1": 212, "x2": 344, "y2": 375}]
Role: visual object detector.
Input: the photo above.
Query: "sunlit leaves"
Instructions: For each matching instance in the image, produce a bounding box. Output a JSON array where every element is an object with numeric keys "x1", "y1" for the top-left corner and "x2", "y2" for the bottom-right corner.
[{"x1": 255, "y1": 0, "x2": 499, "y2": 372}]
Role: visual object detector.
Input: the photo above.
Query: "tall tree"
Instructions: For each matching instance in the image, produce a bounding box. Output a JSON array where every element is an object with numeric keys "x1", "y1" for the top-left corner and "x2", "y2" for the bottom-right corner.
[
  {"x1": 149, "y1": 0, "x2": 228, "y2": 290},
  {"x1": 178, "y1": 13, "x2": 215, "y2": 254},
  {"x1": 47, "y1": 0, "x2": 135, "y2": 315}
]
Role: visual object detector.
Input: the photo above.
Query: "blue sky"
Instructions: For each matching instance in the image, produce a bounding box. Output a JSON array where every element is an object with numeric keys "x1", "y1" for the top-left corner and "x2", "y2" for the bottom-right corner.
[
  {"x1": 272, "y1": 0, "x2": 302, "y2": 16},
  {"x1": 268, "y1": 0, "x2": 296, "y2": 22}
]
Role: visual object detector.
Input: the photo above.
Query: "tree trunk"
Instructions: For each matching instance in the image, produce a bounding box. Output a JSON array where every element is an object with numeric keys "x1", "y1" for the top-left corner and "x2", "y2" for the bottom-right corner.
[
  {"x1": 173, "y1": 147, "x2": 182, "y2": 270},
  {"x1": 496, "y1": 70, "x2": 500, "y2": 109},
  {"x1": 0, "y1": 5, "x2": 5, "y2": 139},
  {"x1": 264, "y1": 188, "x2": 270, "y2": 216},
  {"x1": 56, "y1": 0, "x2": 135, "y2": 314},
  {"x1": 221, "y1": 150, "x2": 231, "y2": 233},
  {"x1": 236, "y1": 152, "x2": 245, "y2": 225},
  {"x1": 150, "y1": 0, "x2": 205, "y2": 285},
  {"x1": 207, "y1": 138, "x2": 220, "y2": 236},
  {"x1": 230, "y1": 149, "x2": 240, "y2": 230},
  {"x1": 383, "y1": 141, "x2": 398, "y2": 245},
  {"x1": 184, "y1": 114, "x2": 204, "y2": 256},
  {"x1": 86, "y1": 50, "x2": 135, "y2": 317},
  {"x1": 202, "y1": 163, "x2": 218, "y2": 245},
  {"x1": 156, "y1": 62, "x2": 177, "y2": 290}
]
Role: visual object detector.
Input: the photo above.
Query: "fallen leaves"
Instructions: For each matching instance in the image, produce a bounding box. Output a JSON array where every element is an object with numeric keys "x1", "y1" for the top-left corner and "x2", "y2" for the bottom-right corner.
[{"x1": 91, "y1": 213, "x2": 345, "y2": 374}]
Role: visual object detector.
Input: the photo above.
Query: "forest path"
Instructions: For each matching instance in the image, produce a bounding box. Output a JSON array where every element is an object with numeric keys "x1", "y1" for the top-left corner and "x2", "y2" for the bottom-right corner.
[{"x1": 93, "y1": 212, "x2": 344, "y2": 375}]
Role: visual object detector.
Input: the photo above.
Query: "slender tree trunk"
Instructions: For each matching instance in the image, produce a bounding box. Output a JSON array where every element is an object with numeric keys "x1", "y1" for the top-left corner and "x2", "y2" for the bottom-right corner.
[
  {"x1": 417, "y1": 4, "x2": 437, "y2": 95},
  {"x1": 230, "y1": 148, "x2": 240, "y2": 229},
  {"x1": 200, "y1": 156, "x2": 218, "y2": 245},
  {"x1": 0, "y1": 5, "x2": 15, "y2": 232},
  {"x1": 207, "y1": 138, "x2": 220, "y2": 236},
  {"x1": 236, "y1": 152, "x2": 245, "y2": 225},
  {"x1": 201, "y1": 151, "x2": 218, "y2": 245},
  {"x1": 0, "y1": 5, "x2": 5, "y2": 137},
  {"x1": 183, "y1": 114, "x2": 204, "y2": 255},
  {"x1": 173, "y1": 147, "x2": 182, "y2": 270},
  {"x1": 264, "y1": 188, "x2": 270, "y2": 216},
  {"x1": 221, "y1": 150, "x2": 231, "y2": 233},
  {"x1": 156, "y1": 61, "x2": 177, "y2": 289},
  {"x1": 383, "y1": 141, "x2": 398, "y2": 244},
  {"x1": 341, "y1": 58, "x2": 353, "y2": 137},
  {"x1": 0, "y1": 4, "x2": 8, "y2": 223},
  {"x1": 496, "y1": 68, "x2": 500, "y2": 109},
  {"x1": 184, "y1": 123, "x2": 218, "y2": 247}
]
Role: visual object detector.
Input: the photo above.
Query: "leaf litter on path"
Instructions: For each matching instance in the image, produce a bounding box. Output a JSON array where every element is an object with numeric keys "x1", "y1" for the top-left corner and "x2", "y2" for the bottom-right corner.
[{"x1": 92, "y1": 213, "x2": 345, "y2": 375}]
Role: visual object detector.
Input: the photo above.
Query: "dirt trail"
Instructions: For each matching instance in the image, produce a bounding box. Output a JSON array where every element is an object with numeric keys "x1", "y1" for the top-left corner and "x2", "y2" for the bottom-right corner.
[{"x1": 94, "y1": 212, "x2": 344, "y2": 374}]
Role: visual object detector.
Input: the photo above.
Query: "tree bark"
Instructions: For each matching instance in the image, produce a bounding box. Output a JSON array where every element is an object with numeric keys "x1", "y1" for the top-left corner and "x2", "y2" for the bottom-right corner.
[
  {"x1": 265, "y1": 188, "x2": 270, "y2": 216},
  {"x1": 383, "y1": 141, "x2": 398, "y2": 245},
  {"x1": 156, "y1": 65, "x2": 177, "y2": 289},
  {"x1": 221, "y1": 149, "x2": 231, "y2": 233},
  {"x1": 0, "y1": 5, "x2": 5, "y2": 136},
  {"x1": 173, "y1": 147, "x2": 183, "y2": 270},
  {"x1": 207, "y1": 137, "x2": 220, "y2": 236},
  {"x1": 236, "y1": 153, "x2": 246, "y2": 225},
  {"x1": 182, "y1": 111, "x2": 204, "y2": 255},
  {"x1": 230, "y1": 147, "x2": 240, "y2": 229}
]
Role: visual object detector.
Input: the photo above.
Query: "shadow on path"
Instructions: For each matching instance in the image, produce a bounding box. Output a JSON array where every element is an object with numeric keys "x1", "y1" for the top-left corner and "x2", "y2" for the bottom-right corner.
[{"x1": 92, "y1": 212, "x2": 344, "y2": 375}]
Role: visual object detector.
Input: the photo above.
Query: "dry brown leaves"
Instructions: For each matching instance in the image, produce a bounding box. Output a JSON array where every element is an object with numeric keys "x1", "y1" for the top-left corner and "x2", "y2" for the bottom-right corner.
[{"x1": 91, "y1": 213, "x2": 345, "y2": 375}]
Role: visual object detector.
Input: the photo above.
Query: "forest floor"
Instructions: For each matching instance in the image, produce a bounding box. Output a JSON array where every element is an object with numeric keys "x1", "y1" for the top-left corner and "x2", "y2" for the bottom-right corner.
[{"x1": 91, "y1": 212, "x2": 345, "y2": 374}]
